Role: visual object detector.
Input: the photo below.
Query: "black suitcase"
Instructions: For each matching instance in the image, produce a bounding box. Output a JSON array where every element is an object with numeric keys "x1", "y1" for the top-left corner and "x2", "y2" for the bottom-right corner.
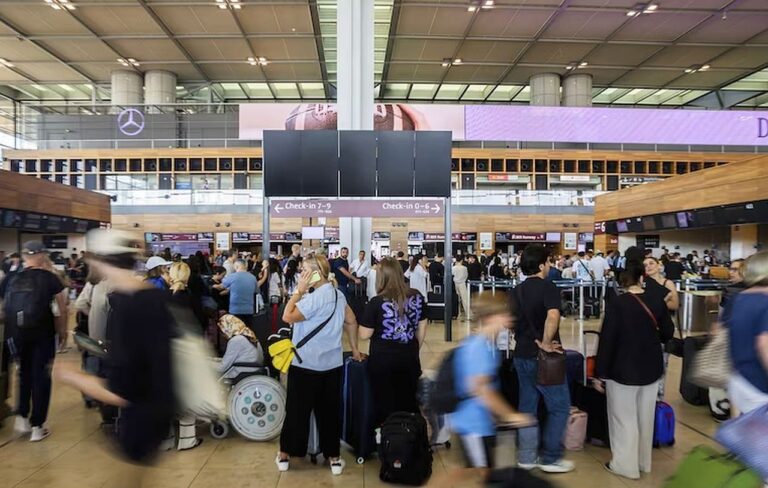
[
  {"x1": 379, "y1": 411, "x2": 433, "y2": 486},
  {"x1": 680, "y1": 336, "x2": 709, "y2": 406},
  {"x1": 573, "y1": 330, "x2": 610, "y2": 447},
  {"x1": 426, "y1": 286, "x2": 459, "y2": 321},
  {"x1": 341, "y1": 353, "x2": 376, "y2": 464},
  {"x1": 346, "y1": 281, "x2": 367, "y2": 323},
  {"x1": 498, "y1": 356, "x2": 520, "y2": 409}
]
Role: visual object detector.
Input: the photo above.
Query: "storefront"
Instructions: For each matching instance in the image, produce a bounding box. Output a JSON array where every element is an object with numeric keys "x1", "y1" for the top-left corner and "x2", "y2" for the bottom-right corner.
[
  {"x1": 144, "y1": 232, "x2": 214, "y2": 257},
  {"x1": 407, "y1": 231, "x2": 477, "y2": 257}
]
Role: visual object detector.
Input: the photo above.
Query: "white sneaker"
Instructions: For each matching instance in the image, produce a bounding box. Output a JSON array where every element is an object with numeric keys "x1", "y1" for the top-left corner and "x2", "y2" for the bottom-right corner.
[
  {"x1": 330, "y1": 458, "x2": 345, "y2": 476},
  {"x1": 539, "y1": 459, "x2": 575, "y2": 474},
  {"x1": 518, "y1": 459, "x2": 539, "y2": 471},
  {"x1": 30, "y1": 426, "x2": 51, "y2": 442},
  {"x1": 14, "y1": 416, "x2": 31, "y2": 436},
  {"x1": 275, "y1": 454, "x2": 289, "y2": 472}
]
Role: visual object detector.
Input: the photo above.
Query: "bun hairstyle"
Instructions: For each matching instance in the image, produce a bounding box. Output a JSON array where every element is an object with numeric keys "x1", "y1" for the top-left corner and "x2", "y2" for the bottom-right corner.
[{"x1": 620, "y1": 245, "x2": 645, "y2": 288}]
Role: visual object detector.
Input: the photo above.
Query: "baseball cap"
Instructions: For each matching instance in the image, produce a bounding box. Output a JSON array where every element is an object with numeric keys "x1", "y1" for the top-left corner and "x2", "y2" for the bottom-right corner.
[
  {"x1": 22, "y1": 241, "x2": 46, "y2": 255},
  {"x1": 146, "y1": 256, "x2": 172, "y2": 271},
  {"x1": 86, "y1": 229, "x2": 141, "y2": 256}
]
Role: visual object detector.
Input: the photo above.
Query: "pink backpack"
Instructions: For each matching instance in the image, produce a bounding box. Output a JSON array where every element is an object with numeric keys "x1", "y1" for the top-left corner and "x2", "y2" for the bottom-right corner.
[{"x1": 563, "y1": 408, "x2": 588, "y2": 451}]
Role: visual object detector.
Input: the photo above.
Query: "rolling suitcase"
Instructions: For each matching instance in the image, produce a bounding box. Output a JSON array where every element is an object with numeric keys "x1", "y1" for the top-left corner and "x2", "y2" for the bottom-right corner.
[
  {"x1": 426, "y1": 285, "x2": 459, "y2": 322},
  {"x1": 346, "y1": 281, "x2": 367, "y2": 324},
  {"x1": 680, "y1": 336, "x2": 709, "y2": 406},
  {"x1": 564, "y1": 349, "x2": 584, "y2": 397},
  {"x1": 341, "y1": 353, "x2": 376, "y2": 464},
  {"x1": 573, "y1": 330, "x2": 610, "y2": 447}
]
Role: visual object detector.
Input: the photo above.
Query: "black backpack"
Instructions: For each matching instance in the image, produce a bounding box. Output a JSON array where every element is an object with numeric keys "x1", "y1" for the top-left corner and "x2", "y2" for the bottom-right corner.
[
  {"x1": 428, "y1": 347, "x2": 464, "y2": 415},
  {"x1": 379, "y1": 412, "x2": 433, "y2": 486},
  {"x1": 3, "y1": 271, "x2": 52, "y2": 332}
]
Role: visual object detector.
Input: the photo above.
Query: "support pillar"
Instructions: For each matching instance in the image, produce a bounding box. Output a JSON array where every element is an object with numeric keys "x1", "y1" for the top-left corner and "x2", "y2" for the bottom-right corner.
[
  {"x1": 337, "y1": 0, "x2": 374, "y2": 260},
  {"x1": 144, "y1": 70, "x2": 177, "y2": 113},
  {"x1": 529, "y1": 73, "x2": 561, "y2": 106},
  {"x1": 110, "y1": 70, "x2": 143, "y2": 107},
  {"x1": 562, "y1": 73, "x2": 592, "y2": 107}
]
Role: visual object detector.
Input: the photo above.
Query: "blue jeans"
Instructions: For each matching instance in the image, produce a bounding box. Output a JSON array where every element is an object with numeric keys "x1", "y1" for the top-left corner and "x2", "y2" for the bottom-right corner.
[{"x1": 514, "y1": 357, "x2": 571, "y2": 465}]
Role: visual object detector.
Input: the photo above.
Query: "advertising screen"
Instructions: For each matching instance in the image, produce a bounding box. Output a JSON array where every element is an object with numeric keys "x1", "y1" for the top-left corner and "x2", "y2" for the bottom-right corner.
[
  {"x1": 616, "y1": 220, "x2": 628, "y2": 233},
  {"x1": 660, "y1": 214, "x2": 677, "y2": 229}
]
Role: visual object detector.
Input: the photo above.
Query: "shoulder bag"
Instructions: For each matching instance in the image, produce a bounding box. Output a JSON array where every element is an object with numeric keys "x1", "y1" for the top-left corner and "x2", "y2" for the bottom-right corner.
[
  {"x1": 268, "y1": 290, "x2": 339, "y2": 374},
  {"x1": 688, "y1": 329, "x2": 730, "y2": 389},
  {"x1": 515, "y1": 286, "x2": 566, "y2": 386}
]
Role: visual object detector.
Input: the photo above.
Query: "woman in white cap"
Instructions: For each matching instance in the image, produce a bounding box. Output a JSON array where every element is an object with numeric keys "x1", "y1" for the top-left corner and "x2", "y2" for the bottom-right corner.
[
  {"x1": 55, "y1": 229, "x2": 176, "y2": 472},
  {"x1": 145, "y1": 255, "x2": 172, "y2": 290}
]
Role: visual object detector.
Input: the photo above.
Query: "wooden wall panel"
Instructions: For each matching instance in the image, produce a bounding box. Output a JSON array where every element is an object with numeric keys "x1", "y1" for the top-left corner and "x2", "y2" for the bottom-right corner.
[
  {"x1": 594, "y1": 156, "x2": 768, "y2": 221},
  {"x1": 0, "y1": 169, "x2": 110, "y2": 222}
]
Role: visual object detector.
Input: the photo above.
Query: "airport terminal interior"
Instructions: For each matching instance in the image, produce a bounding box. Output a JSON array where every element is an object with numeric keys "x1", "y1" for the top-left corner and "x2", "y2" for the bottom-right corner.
[{"x1": 0, "y1": 0, "x2": 767, "y2": 487}]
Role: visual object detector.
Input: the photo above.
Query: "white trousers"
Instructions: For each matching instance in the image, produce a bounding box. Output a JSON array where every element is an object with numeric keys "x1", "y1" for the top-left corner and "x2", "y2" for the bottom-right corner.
[
  {"x1": 455, "y1": 281, "x2": 472, "y2": 319},
  {"x1": 728, "y1": 374, "x2": 768, "y2": 415},
  {"x1": 606, "y1": 380, "x2": 659, "y2": 480}
]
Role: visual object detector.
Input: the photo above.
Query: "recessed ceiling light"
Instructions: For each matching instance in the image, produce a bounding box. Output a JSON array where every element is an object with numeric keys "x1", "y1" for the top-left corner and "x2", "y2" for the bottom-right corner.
[
  {"x1": 700, "y1": 64, "x2": 710, "y2": 71},
  {"x1": 565, "y1": 65, "x2": 575, "y2": 70},
  {"x1": 644, "y1": 3, "x2": 658, "y2": 12},
  {"x1": 0, "y1": 58, "x2": 14, "y2": 68},
  {"x1": 467, "y1": 5, "x2": 476, "y2": 12},
  {"x1": 484, "y1": 0, "x2": 494, "y2": 5},
  {"x1": 579, "y1": 61, "x2": 588, "y2": 67},
  {"x1": 215, "y1": 0, "x2": 241, "y2": 10},
  {"x1": 626, "y1": 10, "x2": 638, "y2": 16},
  {"x1": 454, "y1": 58, "x2": 462, "y2": 65},
  {"x1": 684, "y1": 68, "x2": 693, "y2": 73}
]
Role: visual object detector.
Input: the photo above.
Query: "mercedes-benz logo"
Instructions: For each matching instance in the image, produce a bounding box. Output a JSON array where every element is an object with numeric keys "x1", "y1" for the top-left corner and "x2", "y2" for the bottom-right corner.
[{"x1": 117, "y1": 108, "x2": 145, "y2": 136}]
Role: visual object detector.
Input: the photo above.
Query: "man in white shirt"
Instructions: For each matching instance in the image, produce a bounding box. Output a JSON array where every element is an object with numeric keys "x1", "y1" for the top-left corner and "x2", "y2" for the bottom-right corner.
[
  {"x1": 349, "y1": 250, "x2": 371, "y2": 282},
  {"x1": 222, "y1": 251, "x2": 237, "y2": 276},
  {"x1": 573, "y1": 252, "x2": 593, "y2": 282},
  {"x1": 452, "y1": 255, "x2": 472, "y2": 320},
  {"x1": 588, "y1": 250, "x2": 610, "y2": 280}
]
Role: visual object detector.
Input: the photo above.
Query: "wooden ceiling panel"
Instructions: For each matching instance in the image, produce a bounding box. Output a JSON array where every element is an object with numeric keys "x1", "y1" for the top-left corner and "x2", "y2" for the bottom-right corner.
[
  {"x1": 682, "y1": 14, "x2": 768, "y2": 44},
  {"x1": 520, "y1": 42, "x2": 597, "y2": 65},
  {"x1": 444, "y1": 64, "x2": 509, "y2": 83},
  {"x1": 199, "y1": 63, "x2": 264, "y2": 82},
  {"x1": 180, "y1": 39, "x2": 251, "y2": 61},
  {"x1": 469, "y1": 9, "x2": 556, "y2": 38},
  {"x1": 457, "y1": 40, "x2": 527, "y2": 63},
  {"x1": 644, "y1": 45, "x2": 731, "y2": 68},
  {"x1": 0, "y1": 40, "x2": 54, "y2": 62},
  {"x1": 0, "y1": 5, "x2": 89, "y2": 35},
  {"x1": 613, "y1": 12, "x2": 712, "y2": 42},
  {"x1": 666, "y1": 69, "x2": 751, "y2": 89},
  {"x1": 39, "y1": 40, "x2": 117, "y2": 63},
  {"x1": 541, "y1": 10, "x2": 629, "y2": 40},
  {"x1": 151, "y1": 6, "x2": 240, "y2": 35},
  {"x1": 390, "y1": 39, "x2": 461, "y2": 62},
  {"x1": 108, "y1": 39, "x2": 188, "y2": 62},
  {"x1": 74, "y1": 6, "x2": 164, "y2": 35},
  {"x1": 237, "y1": 5, "x2": 313, "y2": 34},
  {"x1": 13, "y1": 62, "x2": 86, "y2": 82},
  {"x1": 714, "y1": 47, "x2": 768, "y2": 70},
  {"x1": 615, "y1": 68, "x2": 690, "y2": 87},
  {"x1": 586, "y1": 43, "x2": 661, "y2": 66}
]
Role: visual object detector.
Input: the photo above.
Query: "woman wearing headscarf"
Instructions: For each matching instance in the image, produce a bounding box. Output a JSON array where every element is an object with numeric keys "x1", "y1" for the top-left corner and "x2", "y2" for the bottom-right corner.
[{"x1": 217, "y1": 314, "x2": 264, "y2": 380}]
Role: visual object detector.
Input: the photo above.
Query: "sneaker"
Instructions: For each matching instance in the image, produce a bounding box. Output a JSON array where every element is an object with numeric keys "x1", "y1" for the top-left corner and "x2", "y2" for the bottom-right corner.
[
  {"x1": 275, "y1": 454, "x2": 289, "y2": 472},
  {"x1": 330, "y1": 458, "x2": 345, "y2": 476},
  {"x1": 517, "y1": 460, "x2": 539, "y2": 471},
  {"x1": 539, "y1": 459, "x2": 575, "y2": 474},
  {"x1": 30, "y1": 426, "x2": 51, "y2": 442},
  {"x1": 13, "y1": 416, "x2": 31, "y2": 436}
]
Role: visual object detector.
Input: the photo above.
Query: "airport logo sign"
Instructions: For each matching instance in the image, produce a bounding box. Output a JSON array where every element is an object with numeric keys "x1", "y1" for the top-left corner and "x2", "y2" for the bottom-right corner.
[{"x1": 117, "y1": 108, "x2": 145, "y2": 136}]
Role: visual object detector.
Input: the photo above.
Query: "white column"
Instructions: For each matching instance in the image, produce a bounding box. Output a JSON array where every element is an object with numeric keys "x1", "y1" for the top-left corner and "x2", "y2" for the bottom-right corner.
[
  {"x1": 144, "y1": 70, "x2": 176, "y2": 113},
  {"x1": 337, "y1": 0, "x2": 374, "y2": 257},
  {"x1": 110, "y1": 70, "x2": 143, "y2": 106},
  {"x1": 529, "y1": 73, "x2": 561, "y2": 106},
  {"x1": 730, "y1": 224, "x2": 758, "y2": 260},
  {"x1": 562, "y1": 73, "x2": 593, "y2": 107}
]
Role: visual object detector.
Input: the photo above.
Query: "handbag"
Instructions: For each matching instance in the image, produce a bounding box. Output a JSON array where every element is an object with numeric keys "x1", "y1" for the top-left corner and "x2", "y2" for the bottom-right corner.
[
  {"x1": 715, "y1": 403, "x2": 768, "y2": 479},
  {"x1": 267, "y1": 290, "x2": 339, "y2": 374},
  {"x1": 515, "y1": 286, "x2": 566, "y2": 386},
  {"x1": 689, "y1": 330, "x2": 731, "y2": 389}
]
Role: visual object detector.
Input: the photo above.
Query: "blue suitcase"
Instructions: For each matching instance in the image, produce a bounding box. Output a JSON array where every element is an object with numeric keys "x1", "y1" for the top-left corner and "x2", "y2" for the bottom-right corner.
[
  {"x1": 341, "y1": 353, "x2": 377, "y2": 464},
  {"x1": 653, "y1": 401, "x2": 675, "y2": 447}
]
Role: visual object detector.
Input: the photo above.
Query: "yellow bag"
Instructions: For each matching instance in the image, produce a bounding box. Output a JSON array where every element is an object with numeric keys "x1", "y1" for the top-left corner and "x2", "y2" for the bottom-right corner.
[{"x1": 266, "y1": 290, "x2": 339, "y2": 374}]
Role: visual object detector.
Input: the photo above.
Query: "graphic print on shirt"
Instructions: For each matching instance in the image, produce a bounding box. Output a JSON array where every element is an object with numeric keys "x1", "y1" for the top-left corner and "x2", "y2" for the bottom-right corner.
[{"x1": 380, "y1": 294, "x2": 423, "y2": 343}]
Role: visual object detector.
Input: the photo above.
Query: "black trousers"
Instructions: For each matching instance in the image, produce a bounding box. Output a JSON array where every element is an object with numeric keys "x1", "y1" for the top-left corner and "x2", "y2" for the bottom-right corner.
[
  {"x1": 280, "y1": 365, "x2": 342, "y2": 459},
  {"x1": 17, "y1": 336, "x2": 56, "y2": 427},
  {"x1": 368, "y1": 350, "x2": 421, "y2": 427}
]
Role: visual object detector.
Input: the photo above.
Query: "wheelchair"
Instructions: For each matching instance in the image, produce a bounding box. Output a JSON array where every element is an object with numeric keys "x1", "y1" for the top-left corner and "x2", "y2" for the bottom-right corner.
[{"x1": 209, "y1": 362, "x2": 287, "y2": 442}]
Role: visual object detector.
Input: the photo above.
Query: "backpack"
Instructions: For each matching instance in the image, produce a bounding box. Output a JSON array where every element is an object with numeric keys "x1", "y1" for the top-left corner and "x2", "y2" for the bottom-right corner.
[
  {"x1": 428, "y1": 347, "x2": 464, "y2": 415},
  {"x1": 3, "y1": 270, "x2": 53, "y2": 332},
  {"x1": 379, "y1": 412, "x2": 433, "y2": 486}
]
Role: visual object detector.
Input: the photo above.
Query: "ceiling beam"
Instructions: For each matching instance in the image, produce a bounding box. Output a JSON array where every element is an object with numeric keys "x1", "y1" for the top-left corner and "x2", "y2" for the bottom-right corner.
[
  {"x1": 379, "y1": 0, "x2": 402, "y2": 97},
  {"x1": 225, "y1": 7, "x2": 276, "y2": 100},
  {"x1": 482, "y1": 0, "x2": 572, "y2": 102},
  {"x1": 0, "y1": 14, "x2": 95, "y2": 83},
  {"x1": 605, "y1": 0, "x2": 744, "y2": 87},
  {"x1": 135, "y1": 0, "x2": 211, "y2": 82},
  {"x1": 308, "y1": 0, "x2": 331, "y2": 99}
]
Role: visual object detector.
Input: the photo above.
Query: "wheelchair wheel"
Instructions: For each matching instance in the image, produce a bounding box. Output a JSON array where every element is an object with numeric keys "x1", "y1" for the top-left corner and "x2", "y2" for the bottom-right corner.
[
  {"x1": 209, "y1": 421, "x2": 230, "y2": 440},
  {"x1": 227, "y1": 375, "x2": 286, "y2": 441}
]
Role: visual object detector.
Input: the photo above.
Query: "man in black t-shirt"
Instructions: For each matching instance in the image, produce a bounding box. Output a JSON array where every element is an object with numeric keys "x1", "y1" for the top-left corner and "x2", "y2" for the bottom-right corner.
[
  {"x1": 0, "y1": 241, "x2": 67, "y2": 442},
  {"x1": 509, "y1": 245, "x2": 574, "y2": 474},
  {"x1": 428, "y1": 253, "x2": 444, "y2": 292},
  {"x1": 396, "y1": 251, "x2": 409, "y2": 274},
  {"x1": 663, "y1": 253, "x2": 685, "y2": 281},
  {"x1": 331, "y1": 247, "x2": 360, "y2": 297}
]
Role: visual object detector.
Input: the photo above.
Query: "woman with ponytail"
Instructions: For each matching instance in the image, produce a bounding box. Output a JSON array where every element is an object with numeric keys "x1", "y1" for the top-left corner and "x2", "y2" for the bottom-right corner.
[{"x1": 360, "y1": 257, "x2": 428, "y2": 427}]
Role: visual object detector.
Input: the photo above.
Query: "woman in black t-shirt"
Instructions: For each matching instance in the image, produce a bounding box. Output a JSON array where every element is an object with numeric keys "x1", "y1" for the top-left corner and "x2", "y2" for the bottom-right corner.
[
  {"x1": 643, "y1": 257, "x2": 679, "y2": 311},
  {"x1": 360, "y1": 257, "x2": 427, "y2": 427}
]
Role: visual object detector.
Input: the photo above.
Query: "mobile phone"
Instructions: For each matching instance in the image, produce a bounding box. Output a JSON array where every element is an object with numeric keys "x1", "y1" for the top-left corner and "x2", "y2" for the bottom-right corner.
[{"x1": 308, "y1": 270, "x2": 322, "y2": 285}]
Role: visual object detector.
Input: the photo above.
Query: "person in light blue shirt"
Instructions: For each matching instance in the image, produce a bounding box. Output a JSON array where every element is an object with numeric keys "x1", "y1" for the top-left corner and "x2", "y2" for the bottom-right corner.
[
  {"x1": 573, "y1": 252, "x2": 594, "y2": 282},
  {"x1": 276, "y1": 254, "x2": 362, "y2": 477},
  {"x1": 449, "y1": 293, "x2": 534, "y2": 476},
  {"x1": 215, "y1": 259, "x2": 257, "y2": 329}
]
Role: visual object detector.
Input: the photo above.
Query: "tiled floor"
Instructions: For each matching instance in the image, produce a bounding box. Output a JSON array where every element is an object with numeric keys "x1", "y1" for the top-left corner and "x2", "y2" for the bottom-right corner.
[{"x1": 0, "y1": 316, "x2": 720, "y2": 488}]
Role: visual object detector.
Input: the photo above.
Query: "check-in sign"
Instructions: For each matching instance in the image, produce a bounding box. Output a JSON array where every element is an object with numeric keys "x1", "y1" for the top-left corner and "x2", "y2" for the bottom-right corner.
[{"x1": 270, "y1": 199, "x2": 444, "y2": 218}]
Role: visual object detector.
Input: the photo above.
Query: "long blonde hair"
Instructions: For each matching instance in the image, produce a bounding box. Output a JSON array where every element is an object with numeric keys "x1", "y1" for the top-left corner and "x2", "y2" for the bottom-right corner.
[
  {"x1": 169, "y1": 261, "x2": 190, "y2": 293},
  {"x1": 304, "y1": 253, "x2": 336, "y2": 287},
  {"x1": 376, "y1": 257, "x2": 411, "y2": 314}
]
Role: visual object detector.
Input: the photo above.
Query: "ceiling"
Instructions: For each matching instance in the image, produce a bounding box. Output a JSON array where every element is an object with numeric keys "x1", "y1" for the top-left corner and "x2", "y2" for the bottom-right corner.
[{"x1": 0, "y1": 0, "x2": 767, "y2": 108}]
